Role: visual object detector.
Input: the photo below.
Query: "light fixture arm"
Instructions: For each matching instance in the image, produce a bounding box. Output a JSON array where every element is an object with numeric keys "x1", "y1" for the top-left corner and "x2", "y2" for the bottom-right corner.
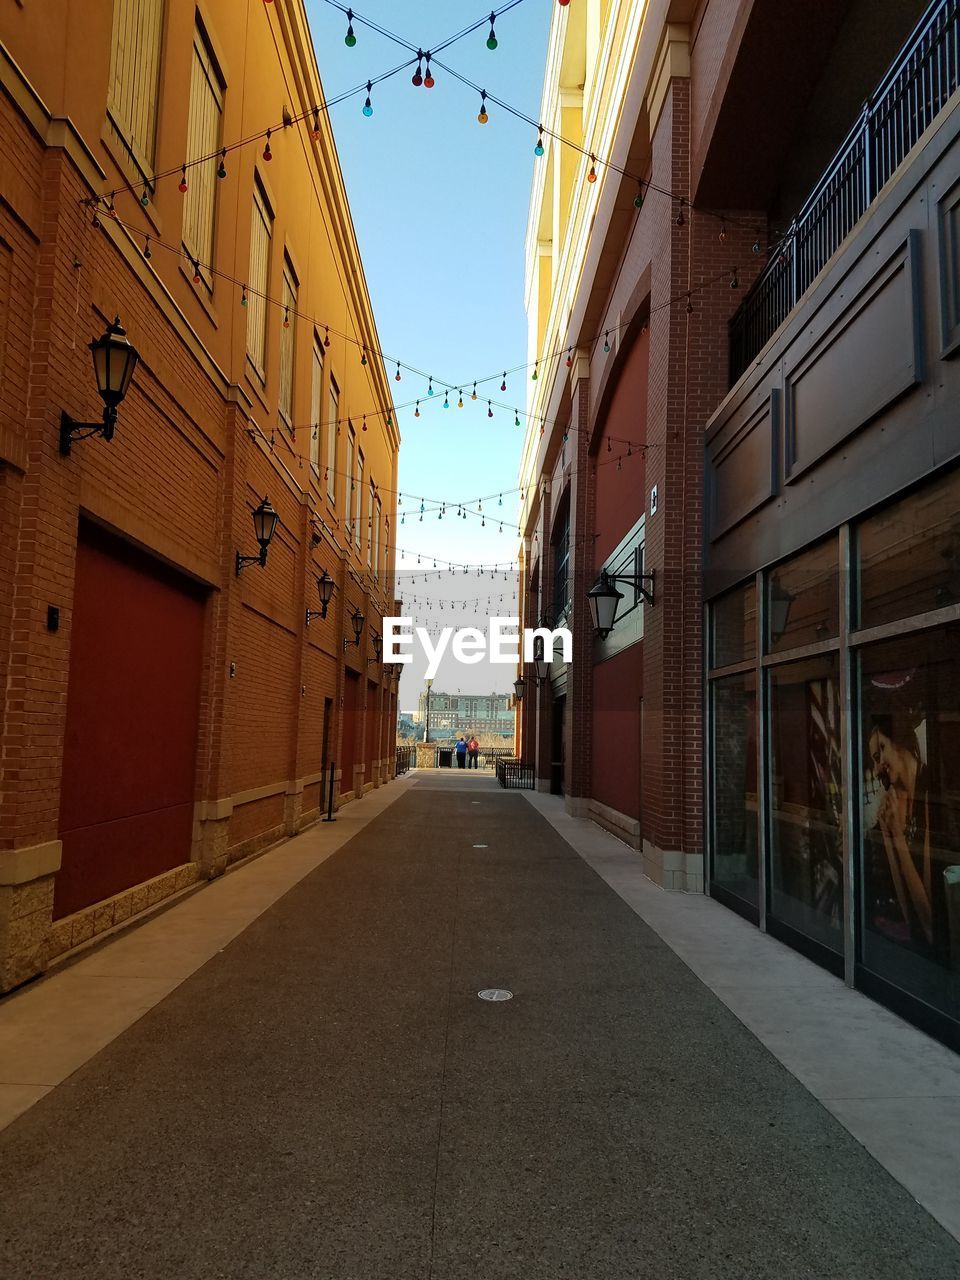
[
  {"x1": 604, "y1": 568, "x2": 656, "y2": 607},
  {"x1": 60, "y1": 406, "x2": 118, "y2": 456}
]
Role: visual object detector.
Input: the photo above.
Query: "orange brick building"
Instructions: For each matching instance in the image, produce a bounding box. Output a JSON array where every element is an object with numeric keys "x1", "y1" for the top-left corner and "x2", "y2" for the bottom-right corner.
[{"x1": 0, "y1": 0, "x2": 399, "y2": 989}]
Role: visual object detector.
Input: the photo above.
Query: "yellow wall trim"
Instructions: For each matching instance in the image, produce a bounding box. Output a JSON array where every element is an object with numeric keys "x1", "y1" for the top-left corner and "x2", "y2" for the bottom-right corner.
[{"x1": 646, "y1": 24, "x2": 690, "y2": 138}]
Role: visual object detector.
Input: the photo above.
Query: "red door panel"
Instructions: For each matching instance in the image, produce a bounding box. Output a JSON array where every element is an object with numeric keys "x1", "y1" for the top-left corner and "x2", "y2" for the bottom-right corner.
[{"x1": 56, "y1": 522, "x2": 206, "y2": 918}]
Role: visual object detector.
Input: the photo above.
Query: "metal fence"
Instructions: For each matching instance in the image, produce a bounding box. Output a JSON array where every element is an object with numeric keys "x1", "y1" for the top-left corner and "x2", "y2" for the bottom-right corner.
[
  {"x1": 729, "y1": 0, "x2": 959, "y2": 383},
  {"x1": 395, "y1": 744, "x2": 414, "y2": 776},
  {"x1": 495, "y1": 758, "x2": 535, "y2": 789}
]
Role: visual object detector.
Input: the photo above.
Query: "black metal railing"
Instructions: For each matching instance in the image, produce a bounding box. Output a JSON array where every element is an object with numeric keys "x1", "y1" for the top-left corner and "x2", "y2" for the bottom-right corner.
[
  {"x1": 496, "y1": 758, "x2": 535, "y2": 789},
  {"x1": 729, "y1": 0, "x2": 959, "y2": 382},
  {"x1": 395, "y1": 744, "x2": 414, "y2": 775}
]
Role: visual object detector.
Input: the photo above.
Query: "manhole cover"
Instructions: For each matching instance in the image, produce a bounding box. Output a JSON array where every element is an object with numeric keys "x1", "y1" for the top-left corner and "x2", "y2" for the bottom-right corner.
[{"x1": 478, "y1": 989, "x2": 513, "y2": 1002}]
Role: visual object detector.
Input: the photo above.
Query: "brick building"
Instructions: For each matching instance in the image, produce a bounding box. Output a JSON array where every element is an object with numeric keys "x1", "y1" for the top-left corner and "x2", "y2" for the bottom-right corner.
[
  {"x1": 0, "y1": 0, "x2": 399, "y2": 990},
  {"x1": 519, "y1": 0, "x2": 764, "y2": 884},
  {"x1": 416, "y1": 690, "x2": 514, "y2": 740},
  {"x1": 520, "y1": 0, "x2": 960, "y2": 1047}
]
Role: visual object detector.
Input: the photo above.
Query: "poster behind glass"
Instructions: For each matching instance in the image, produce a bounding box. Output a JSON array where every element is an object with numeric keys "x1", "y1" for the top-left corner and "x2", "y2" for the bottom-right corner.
[{"x1": 860, "y1": 626, "x2": 960, "y2": 1029}]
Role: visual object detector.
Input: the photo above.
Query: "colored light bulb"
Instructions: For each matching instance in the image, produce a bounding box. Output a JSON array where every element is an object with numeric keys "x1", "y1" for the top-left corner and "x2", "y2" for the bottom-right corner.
[
  {"x1": 535, "y1": 137, "x2": 544, "y2": 156},
  {"x1": 178, "y1": 168, "x2": 188, "y2": 194},
  {"x1": 140, "y1": 191, "x2": 149, "y2": 207},
  {"x1": 363, "y1": 98, "x2": 373, "y2": 117}
]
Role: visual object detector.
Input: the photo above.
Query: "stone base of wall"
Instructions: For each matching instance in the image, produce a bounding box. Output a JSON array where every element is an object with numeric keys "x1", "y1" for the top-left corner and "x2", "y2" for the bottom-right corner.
[
  {"x1": 582, "y1": 798, "x2": 642, "y2": 850},
  {"x1": 641, "y1": 841, "x2": 704, "y2": 893},
  {"x1": 46, "y1": 862, "x2": 201, "y2": 963},
  {"x1": 226, "y1": 824, "x2": 286, "y2": 868}
]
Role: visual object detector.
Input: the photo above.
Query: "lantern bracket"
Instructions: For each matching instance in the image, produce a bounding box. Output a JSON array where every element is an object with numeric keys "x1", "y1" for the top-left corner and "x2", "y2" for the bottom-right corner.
[
  {"x1": 605, "y1": 568, "x2": 656, "y2": 608},
  {"x1": 59, "y1": 407, "x2": 118, "y2": 456}
]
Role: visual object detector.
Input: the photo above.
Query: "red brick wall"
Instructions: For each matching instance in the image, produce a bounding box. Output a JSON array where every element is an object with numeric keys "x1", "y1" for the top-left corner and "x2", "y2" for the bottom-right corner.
[{"x1": 592, "y1": 649, "x2": 644, "y2": 820}]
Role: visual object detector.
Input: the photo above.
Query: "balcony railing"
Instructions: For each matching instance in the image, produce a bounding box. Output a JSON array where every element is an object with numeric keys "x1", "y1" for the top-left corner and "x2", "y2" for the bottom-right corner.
[{"x1": 729, "y1": 0, "x2": 959, "y2": 383}]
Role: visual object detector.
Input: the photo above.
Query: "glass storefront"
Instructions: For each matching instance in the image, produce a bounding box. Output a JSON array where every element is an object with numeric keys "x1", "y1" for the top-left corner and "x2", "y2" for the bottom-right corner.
[
  {"x1": 708, "y1": 466, "x2": 960, "y2": 1046},
  {"x1": 768, "y1": 656, "x2": 843, "y2": 954},
  {"x1": 711, "y1": 671, "x2": 759, "y2": 909}
]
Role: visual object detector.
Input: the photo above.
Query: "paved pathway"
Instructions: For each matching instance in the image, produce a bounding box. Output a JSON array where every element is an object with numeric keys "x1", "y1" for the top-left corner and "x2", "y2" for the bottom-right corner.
[{"x1": 2, "y1": 773, "x2": 960, "y2": 1279}]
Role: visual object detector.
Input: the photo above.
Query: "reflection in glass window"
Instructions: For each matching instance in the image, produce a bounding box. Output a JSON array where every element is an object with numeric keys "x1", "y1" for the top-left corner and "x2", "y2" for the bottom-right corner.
[
  {"x1": 767, "y1": 539, "x2": 839, "y2": 654},
  {"x1": 711, "y1": 672, "x2": 759, "y2": 907},
  {"x1": 858, "y1": 467, "x2": 960, "y2": 630},
  {"x1": 711, "y1": 582, "x2": 757, "y2": 668},
  {"x1": 859, "y1": 627, "x2": 960, "y2": 1027},
  {"x1": 769, "y1": 656, "x2": 843, "y2": 952}
]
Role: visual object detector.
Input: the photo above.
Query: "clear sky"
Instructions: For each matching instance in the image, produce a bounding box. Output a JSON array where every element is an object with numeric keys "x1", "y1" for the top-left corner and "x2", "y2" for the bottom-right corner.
[{"x1": 303, "y1": 0, "x2": 552, "y2": 709}]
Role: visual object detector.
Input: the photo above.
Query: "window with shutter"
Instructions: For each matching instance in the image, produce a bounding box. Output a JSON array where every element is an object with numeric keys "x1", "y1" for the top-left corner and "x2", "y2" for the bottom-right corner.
[
  {"x1": 246, "y1": 181, "x2": 273, "y2": 375},
  {"x1": 310, "y1": 336, "x2": 323, "y2": 472},
  {"x1": 366, "y1": 481, "x2": 375, "y2": 566},
  {"x1": 345, "y1": 425, "x2": 356, "y2": 533},
  {"x1": 182, "y1": 25, "x2": 224, "y2": 285},
  {"x1": 327, "y1": 378, "x2": 340, "y2": 503},
  {"x1": 108, "y1": 0, "x2": 165, "y2": 177},
  {"x1": 279, "y1": 256, "x2": 298, "y2": 425}
]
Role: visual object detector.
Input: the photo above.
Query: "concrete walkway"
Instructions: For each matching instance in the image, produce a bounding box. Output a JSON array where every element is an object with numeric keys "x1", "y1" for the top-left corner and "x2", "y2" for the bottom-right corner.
[{"x1": 1, "y1": 771, "x2": 959, "y2": 1278}]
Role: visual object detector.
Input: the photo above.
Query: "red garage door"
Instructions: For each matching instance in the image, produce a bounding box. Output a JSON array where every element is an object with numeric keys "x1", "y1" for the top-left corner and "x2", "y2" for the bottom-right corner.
[{"x1": 55, "y1": 521, "x2": 207, "y2": 919}]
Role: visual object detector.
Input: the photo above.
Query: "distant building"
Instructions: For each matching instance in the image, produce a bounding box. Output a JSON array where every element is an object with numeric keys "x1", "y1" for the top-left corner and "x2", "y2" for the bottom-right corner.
[{"x1": 417, "y1": 691, "x2": 514, "y2": 739}]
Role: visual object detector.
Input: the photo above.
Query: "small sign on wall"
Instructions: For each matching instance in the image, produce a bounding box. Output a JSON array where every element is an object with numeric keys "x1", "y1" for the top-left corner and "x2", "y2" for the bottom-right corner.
[{"x1": 650, "y1": 484, "x2": 659, "y2": 515}]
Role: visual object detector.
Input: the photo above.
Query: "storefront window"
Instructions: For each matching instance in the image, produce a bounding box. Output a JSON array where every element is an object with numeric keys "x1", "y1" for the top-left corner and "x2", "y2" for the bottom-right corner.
[
  {"x1": 711, "y1": 581, "x2": 757, "y2": 668},
  {"x1": 768, "y1": 655, "x2": 843, "y2": 952},
  {"x1": 711, "y1": 672, "x2": 759, "y2": 907},
  {"x1": 767, "y1": 539, "x2": 840, "y2": 654},
  {"x1": 858, "y1": 626, "x2": 960, "y2": 1026},
  {"x1": 857, "y1": 467, "x2": 960, "y2": 630}
]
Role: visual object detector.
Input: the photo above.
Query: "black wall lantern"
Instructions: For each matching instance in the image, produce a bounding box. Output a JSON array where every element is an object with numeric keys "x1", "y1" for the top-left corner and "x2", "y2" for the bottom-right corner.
[
  {"x1": 513, "y1": 675, "x2": 525, "y2": 702},
  {"x1": 236, "y1": 497, "x2": 280, "y2": 575},
  {"x1": 343, "y1": 606, "x2": 365, "y2": 651},
  {"x1": 368, "y1": 632, "x2": 383, "y2": 663},
  {"x1": 587, "y1": 566, "x2": 655, "y2": 640},
  {"x1": 306, "y1": 569, "x2": 335, "y2": 626},
  {"x1": 60, "y1": 317, "x2": 140, "y2": 455}
]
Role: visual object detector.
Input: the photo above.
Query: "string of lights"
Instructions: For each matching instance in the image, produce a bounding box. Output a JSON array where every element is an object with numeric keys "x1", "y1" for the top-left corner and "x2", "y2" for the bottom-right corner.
[
  {"x1": 97, "y1": 0, "x2": 773, "y2": 279},
  {"x1": 97, "y1": 202, "x2": 741, "y2": 448}
]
